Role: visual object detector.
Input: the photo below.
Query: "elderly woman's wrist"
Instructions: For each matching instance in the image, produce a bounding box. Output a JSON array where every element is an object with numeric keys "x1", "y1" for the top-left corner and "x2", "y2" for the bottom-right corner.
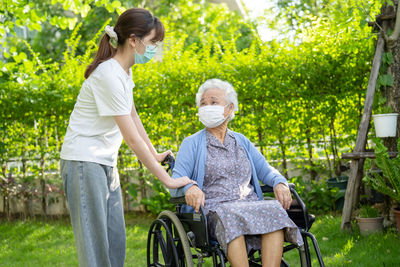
[
  {"x1": 273, "y1": 181, "x2": 288, "y2": 189},
  {"x1": 279, "y1": 182, "x2": 289, "y2": 187},
  {"x1": 183, "y1": 183, "x2": 198, "y2": 194}
]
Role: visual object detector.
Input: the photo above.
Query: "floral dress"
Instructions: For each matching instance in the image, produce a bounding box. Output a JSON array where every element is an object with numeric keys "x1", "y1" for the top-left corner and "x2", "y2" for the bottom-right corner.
[{"x1": 203, "y1": 130, "x2": 303, "y2": 255}]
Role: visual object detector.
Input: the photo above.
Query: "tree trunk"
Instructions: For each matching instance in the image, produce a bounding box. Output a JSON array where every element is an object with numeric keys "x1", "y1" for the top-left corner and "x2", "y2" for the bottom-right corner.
[
  {"x1": 40, "y1": 157, "x2": 47, "y2": 217},
  {"x1": 257, "y1": 128, "x2": 264, "y2": 156},
  {"x1": 386, "y1": 1, "x2": 400, "y2": 151},
  {"x1": 305, "y1": 127, "x2": 317, "y2": 180},
  {"x1": 322, "y1": 129, "x2": 333, "y2": 178},
  {"x1": 278, "y1": 124, "x2": 289, "y2": 178}
]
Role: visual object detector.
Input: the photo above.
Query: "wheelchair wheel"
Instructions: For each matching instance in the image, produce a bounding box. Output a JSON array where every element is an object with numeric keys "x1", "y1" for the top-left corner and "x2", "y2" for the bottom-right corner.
[{"x1": 147, "y1": 210, "x2": 194, "y2": 267}]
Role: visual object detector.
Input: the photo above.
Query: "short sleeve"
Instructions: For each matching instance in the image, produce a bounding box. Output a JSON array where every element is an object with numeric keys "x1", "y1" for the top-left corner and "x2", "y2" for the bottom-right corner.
[{"x1": 90, "y1": 70, "x2": 131, "y2": 116}]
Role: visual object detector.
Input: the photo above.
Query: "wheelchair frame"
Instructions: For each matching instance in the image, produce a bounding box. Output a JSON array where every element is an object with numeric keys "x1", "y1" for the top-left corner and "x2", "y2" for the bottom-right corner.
[{"x1": 147, "y1": 156, "x2": 325, "y2": 267}]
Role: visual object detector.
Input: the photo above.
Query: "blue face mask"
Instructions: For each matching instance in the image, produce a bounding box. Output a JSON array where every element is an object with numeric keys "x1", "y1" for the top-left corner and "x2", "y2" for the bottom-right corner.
[{"x1": 135, "y1": 43, "x2": 157, "y2": 64}]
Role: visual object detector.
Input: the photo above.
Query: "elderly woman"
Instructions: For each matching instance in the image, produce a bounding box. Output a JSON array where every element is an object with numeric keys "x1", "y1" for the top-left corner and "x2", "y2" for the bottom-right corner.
[{"x1": 170, "y1": 79, "x2": 302, "y2": 267}]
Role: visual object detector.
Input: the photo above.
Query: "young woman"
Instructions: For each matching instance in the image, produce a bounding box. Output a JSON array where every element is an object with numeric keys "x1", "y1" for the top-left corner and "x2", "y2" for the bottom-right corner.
[{"x1": 60, "y1": 8, "x2": 194, "y2": 267}]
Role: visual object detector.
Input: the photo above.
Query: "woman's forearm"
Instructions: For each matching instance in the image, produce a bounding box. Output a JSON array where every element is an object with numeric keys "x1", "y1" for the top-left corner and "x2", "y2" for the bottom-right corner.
[
  {"x1": 114, "y1": 115, "x2": 172, "y2": 185},
  {"x1": 130, "y1": 104, "x2": 158, "y2": 157}
]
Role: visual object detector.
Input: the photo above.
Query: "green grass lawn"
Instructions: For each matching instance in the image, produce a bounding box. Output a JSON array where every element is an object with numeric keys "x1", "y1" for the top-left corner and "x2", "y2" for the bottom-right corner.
[{"x1": 1, "y1": 213, "x2": 399, "y2": 266}]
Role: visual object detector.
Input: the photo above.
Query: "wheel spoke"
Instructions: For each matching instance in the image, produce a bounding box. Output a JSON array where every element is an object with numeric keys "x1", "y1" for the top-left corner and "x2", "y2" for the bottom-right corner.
[
  {"x1": 156, "y1": 229, "x2": 172, "y2": 266},
  {"x1": 147, "y1": 211, "x2": 194, "y2": 267}
]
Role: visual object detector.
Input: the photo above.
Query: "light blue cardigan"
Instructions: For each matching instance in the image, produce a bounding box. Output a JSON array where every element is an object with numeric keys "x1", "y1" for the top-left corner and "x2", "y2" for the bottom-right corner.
[{"x1": 170, "y1": 129, "x2": 288, "y2": 213}]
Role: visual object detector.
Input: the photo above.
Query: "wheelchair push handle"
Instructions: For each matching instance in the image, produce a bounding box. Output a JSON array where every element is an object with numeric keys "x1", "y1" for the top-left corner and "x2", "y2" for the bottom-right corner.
[{"x1": 161, "y1": 154, "x2": 175, "y2": 172}]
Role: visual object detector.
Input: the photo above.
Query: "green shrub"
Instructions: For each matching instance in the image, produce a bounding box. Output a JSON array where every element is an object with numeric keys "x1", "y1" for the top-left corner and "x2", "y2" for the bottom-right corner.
[
  {"x1": 358, "y1": 205, "x2": 380, "y2": 218},
  {"x1": 291, "y1": 176, "x2": 338, "y2": 213},
  {"x1": 0, "y1": 0, "x2": 383, "y2": 215}
]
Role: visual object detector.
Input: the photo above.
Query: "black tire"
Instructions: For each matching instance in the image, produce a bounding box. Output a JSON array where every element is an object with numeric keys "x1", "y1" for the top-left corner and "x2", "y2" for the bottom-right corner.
[{"x1": 147, "y1": 210, "x2": 194, "y2": 267}]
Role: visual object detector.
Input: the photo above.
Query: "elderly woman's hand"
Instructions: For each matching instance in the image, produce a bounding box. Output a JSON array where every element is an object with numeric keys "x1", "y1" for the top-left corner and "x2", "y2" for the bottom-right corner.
[
  {"x1": 274, "y1": 183, "x2": 292, "y2": 210},
  {"x1": 185, "y1": 185, "x2": 205, "y2": 213}
]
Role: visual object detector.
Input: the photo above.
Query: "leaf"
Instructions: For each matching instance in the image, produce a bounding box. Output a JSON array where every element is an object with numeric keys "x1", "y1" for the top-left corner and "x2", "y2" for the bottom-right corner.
[
  {"x1": 19, "y1": 52, "x2": 27, "y2": 61},
  {"x1": 112, "y1": 1, "x2": 121, "y2": 9},
  {"x1": 67, "y1": 18, "x2": 78, "y2": 30},
  {"x1": 378, "y1": 74, "x2": 394, "y2": 87},
  {"x1": 13, "y1": 54, "x2": 22, "y2": 63},
  {"x1": 105, "y1": 3, "x2": 114, "y2": 13},
  {"x1": 30, "y1": 10, "x2": 40, "y2": 22},
  {"x1": 382, "y1": 52, "x2": 393, "y2": 66},
  {"x1": 80, "y1": 4, "x2": 90, "y2": 17},
  {"x1": 371, "y1": 138, "x2": 400, "y2": 203},
  {"x1": 359, "y1": 20, "x2": 367, "y2": 28}
]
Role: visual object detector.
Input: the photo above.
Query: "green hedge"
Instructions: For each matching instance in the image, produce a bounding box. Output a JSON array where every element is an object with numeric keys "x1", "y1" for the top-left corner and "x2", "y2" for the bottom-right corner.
[
  {"x1": 1, "y1": 12, "x2": 375, "y2": 175},
  {"x1": 0, "y1": 0, "x2": 383, "y2": 215}
]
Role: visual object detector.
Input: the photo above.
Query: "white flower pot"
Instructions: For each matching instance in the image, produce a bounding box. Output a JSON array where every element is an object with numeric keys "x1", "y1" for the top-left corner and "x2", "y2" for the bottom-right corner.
[{"x1": 372, "y1": 113, "x2": 398, "y2": 137}]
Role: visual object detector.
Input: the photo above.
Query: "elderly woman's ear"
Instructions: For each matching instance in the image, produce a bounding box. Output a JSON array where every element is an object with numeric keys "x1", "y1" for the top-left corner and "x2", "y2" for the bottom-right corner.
[{"x1": 224, "y1": 103, "x2": 234, "y2": 119}]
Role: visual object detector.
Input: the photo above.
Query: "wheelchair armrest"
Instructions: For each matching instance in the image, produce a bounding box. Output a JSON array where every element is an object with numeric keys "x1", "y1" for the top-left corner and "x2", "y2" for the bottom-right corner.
[
  {"x1": 169, "y1": 196, "x2": 186, "y2": 205},
  {"x1": 261, "y1": 183, "x2": 295, "y2": 193},
  {"x1": 261, "y1": 184, "x2": 273, "y2": 193}
]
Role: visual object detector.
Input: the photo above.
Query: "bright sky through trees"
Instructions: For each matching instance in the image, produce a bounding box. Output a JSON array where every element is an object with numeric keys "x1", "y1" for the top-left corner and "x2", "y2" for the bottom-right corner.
[{"x1": 242, "y1": 0, "x2": 279, "y2": 41}]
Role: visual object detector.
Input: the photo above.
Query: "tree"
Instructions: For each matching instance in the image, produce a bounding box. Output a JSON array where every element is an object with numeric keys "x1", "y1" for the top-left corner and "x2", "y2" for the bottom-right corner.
[{"x1": 381, "y1": 2, "x2": 400, "y2": 151}]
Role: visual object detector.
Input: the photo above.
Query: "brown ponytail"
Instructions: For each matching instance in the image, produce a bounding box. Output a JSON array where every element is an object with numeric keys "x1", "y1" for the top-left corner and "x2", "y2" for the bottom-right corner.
[
  {"x1": 84, "y1": 34, "x2": 116, "y2": 79},
  {"x1": 84, "y1": 8, "x2": 165, "y2": 79}
]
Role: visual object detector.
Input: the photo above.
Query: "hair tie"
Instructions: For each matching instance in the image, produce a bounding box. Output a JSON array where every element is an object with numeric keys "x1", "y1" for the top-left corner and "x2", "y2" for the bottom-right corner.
[{"x1": 105, "y1": 25, "x2": 118, "y2": 48}]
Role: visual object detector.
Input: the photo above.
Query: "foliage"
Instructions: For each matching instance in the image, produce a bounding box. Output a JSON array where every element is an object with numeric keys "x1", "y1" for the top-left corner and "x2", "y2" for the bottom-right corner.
[
  {"x1": 0, "y1": 0, "x2": 125, "y2": 36},
  {"x1": 290, "y1": 176, "x2": 339, "y2": 213},
  {"x1": 358, "y1": 205, "x2": 380, "y2": 218},
  {"x1": 1, "y1": 0, "x2": 255, "y2": 62},
  {"x1": 373, "y1": 51, "x2": 395, "y2": 114},
  {"x1": 0, "y1": 0, "x2": 385, "y2": 214},
  {"x1": 125, "y1": 164, "x2": 174, "y2": 215},
  {"x1": 363, "y1": 138, "x2": 400, "y2": 204},
  {"x1": 139, "y1": 179, "x2": 175, "y2": 215},
  {"x1": 273, "y1": 0, "x2": 382, "y2": 38}
]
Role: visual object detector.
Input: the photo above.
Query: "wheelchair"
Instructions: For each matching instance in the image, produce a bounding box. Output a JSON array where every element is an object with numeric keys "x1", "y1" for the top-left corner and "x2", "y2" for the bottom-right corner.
[{"x1": 147, "y1": 156, "x2": 325, "y2": 267}]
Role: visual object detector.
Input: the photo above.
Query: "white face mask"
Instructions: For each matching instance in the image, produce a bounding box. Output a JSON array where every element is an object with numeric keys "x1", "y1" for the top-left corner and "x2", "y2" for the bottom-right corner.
[{"x1": 198, "y1": 105, "x2": 228, "y2": 128}]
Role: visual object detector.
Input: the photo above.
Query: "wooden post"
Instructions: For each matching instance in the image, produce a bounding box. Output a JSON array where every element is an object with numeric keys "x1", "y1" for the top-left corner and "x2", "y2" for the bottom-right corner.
[{"x1": 341, "y1": 33, "x2": 386, "y2": 230}]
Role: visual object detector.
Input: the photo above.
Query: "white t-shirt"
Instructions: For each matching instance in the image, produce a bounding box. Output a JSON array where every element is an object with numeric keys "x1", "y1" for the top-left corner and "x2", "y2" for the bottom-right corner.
[{"x1": 60, "y1": 58, "x2": 135, "y2": 166}]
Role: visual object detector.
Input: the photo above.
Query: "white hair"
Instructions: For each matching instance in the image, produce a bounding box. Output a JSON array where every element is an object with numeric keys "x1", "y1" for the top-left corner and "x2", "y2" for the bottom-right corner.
[{"x1": 196, "y1": 78, "x2": 239, "y2": 120}]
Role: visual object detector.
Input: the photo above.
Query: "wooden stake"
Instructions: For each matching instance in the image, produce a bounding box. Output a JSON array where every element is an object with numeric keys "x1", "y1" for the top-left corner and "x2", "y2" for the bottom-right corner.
[{"x1": 340, "y1": 33, "x2": 386, "y2": 230}]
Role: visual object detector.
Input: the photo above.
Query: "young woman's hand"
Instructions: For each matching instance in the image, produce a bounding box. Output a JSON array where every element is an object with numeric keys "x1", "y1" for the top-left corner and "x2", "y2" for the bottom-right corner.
[
  {"x1": 155, "y1": 150, "x2": 173, "y2": 163},
  {"x1": 165, "y1": 176, "x2": 197, "y2": 189}
]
